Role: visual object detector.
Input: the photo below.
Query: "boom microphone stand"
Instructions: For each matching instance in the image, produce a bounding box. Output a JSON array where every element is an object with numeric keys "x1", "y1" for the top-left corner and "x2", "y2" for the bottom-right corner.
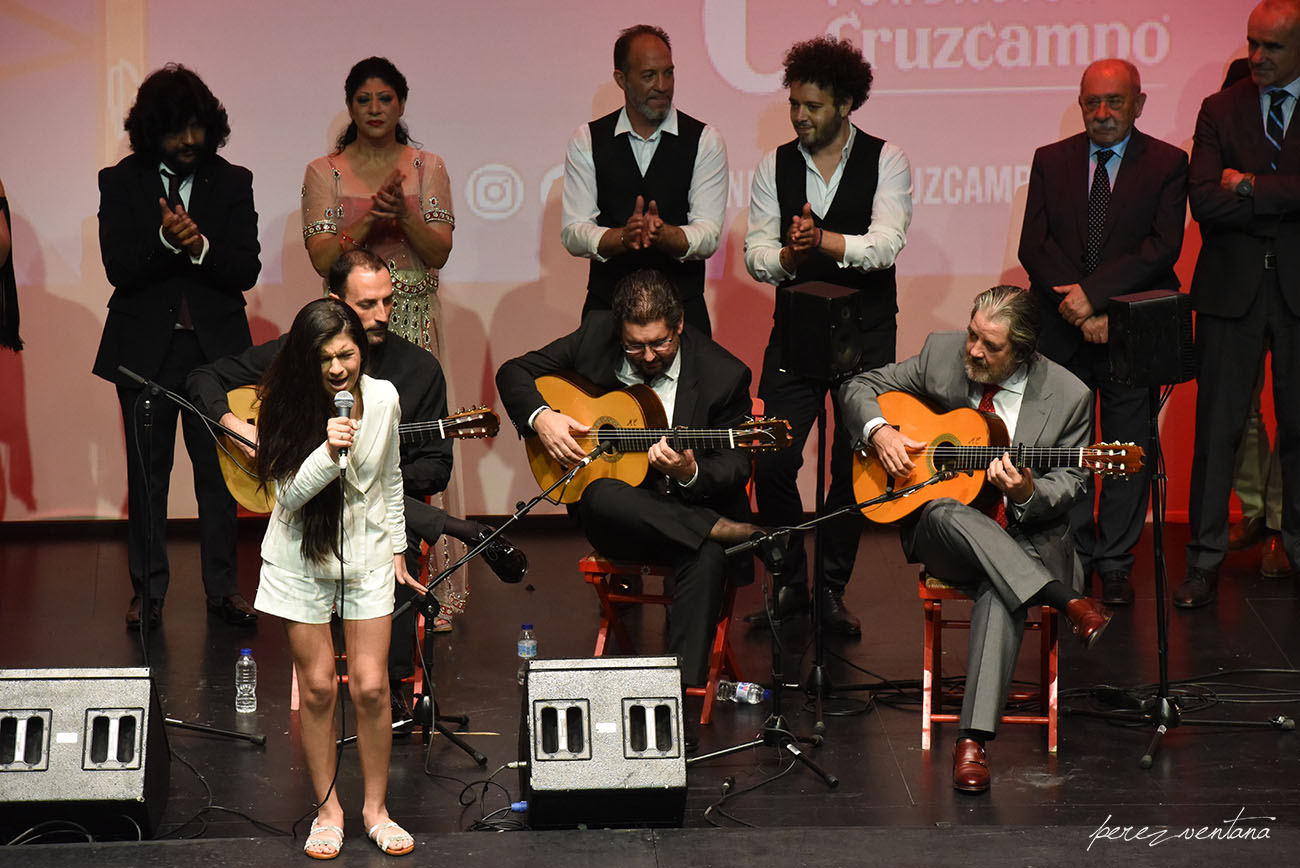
[
  {"x1": 696, "y1": 472, "x2": 955, "y2": 781},
  {"x1": 387, "y1": 442, "x2": 614, "y2": 765},
  {"x1": 117, "y1": 366, "x2": 266, "y2": 748}
]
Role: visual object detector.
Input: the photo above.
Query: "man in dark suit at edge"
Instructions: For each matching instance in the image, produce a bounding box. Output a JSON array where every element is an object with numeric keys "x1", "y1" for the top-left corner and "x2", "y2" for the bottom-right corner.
[
  {"x1": 1175, "y1": 0, "x2": 1300, "y2": 608},
  {"x1": 93, "y1": 64, "x2": 260, "y2": 630},
  {"x1": 1018, "y1": 58, "x2": 1188, "y2": 607}
]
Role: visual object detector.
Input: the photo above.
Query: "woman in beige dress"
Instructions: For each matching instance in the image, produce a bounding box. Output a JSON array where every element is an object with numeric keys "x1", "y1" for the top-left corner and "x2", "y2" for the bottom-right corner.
[{"x1": 302, "y1": 57, "x2": 467, "y2": 626}]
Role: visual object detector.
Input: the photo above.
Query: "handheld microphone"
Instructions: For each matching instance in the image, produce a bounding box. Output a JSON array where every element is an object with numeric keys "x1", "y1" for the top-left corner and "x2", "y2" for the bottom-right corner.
[{"x1": 333, "y1": 390, "x2": 355, "y2": 470}]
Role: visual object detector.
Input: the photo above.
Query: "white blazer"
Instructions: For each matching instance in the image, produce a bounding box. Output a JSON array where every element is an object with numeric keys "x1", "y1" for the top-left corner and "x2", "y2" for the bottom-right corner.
[{"x1": 260, "y1": 375, "x2": 407, "y2": 577}]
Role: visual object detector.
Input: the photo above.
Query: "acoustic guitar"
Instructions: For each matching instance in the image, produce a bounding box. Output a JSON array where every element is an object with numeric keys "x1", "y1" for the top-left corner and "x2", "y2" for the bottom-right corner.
[
  {"x1": 217, "y1": 385, "x2": 500, "y2": 514},
  {"x1": 851, "y1": 391, "x2": 1144, "y2": 524},
  {"x1": 526, "y1": 372, "x2": 792, "y2": 504}
]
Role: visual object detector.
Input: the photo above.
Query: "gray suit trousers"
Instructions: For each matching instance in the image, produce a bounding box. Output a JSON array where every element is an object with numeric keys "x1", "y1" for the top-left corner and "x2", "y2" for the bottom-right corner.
[{"x1": 907, "y1": 498, "x2": 1055, "y2": 734}]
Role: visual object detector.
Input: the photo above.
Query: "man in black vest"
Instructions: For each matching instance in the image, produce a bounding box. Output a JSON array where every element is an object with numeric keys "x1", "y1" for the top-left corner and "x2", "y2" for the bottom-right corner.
[
  {"x1": 560, "y1": 24, "x2": 728, "y2": 335},
  {"x1": 742, "y1": 37, "x2": 912, "y2": 634}
]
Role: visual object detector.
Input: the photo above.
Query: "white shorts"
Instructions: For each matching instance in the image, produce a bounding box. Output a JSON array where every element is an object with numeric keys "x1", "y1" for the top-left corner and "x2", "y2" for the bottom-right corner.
[{"x1": 255, "y1": 560, "x2": 396, "y2": 624}]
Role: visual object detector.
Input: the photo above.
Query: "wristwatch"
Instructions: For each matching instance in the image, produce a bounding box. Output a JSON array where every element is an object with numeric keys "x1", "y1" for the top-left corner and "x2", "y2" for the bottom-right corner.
[{"x1": 1235, "y1": 173, "x2": 1256, "y2": 197}]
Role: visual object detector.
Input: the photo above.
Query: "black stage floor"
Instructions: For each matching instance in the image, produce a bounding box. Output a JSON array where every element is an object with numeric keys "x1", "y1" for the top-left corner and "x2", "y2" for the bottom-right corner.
[{"x1": 1, "y1": 519, "x2": 1298, "y2": 866}]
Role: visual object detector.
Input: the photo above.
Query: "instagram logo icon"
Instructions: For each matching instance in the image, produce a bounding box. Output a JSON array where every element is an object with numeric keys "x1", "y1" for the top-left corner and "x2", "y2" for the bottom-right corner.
[{"x1": 466, "y1": 164, "x2": 524, "y2": 220}]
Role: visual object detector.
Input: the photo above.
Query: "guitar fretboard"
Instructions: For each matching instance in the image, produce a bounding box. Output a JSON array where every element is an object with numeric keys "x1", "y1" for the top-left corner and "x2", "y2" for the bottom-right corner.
[
  {"x1": 930, "y1": 445, "x2": 1111, "y2": 472},
  {"x1": 572, "y1": 428, "x2": 775, "y2": 451}
]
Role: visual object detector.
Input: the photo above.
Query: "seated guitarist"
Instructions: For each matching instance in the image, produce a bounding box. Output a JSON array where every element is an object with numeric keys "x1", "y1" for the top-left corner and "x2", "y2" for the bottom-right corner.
[
  {"x1": 496, "y1": 269, "x2": 771, "y2": 708},
  {"x1": 188, "y1": 249, "x2": 526, "y2": 724},
  {"x1": 840, "y1": 284, "x2": 1112, "y2": 794}
]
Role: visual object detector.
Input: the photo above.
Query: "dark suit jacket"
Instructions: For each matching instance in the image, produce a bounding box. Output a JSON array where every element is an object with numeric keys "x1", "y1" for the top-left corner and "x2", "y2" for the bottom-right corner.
[
  {"x1": 1018, "y1": 129, "x2": 1188, "y2": 357},
  {"x1": 495, "y1": 311, "x2": 753, "y2": 508},
  {"x1": 93, "y1": 152, "x2": 261, "y2": 385},
  {"x1": 840, "y1": 332, "x2": 1093, "y2": 589},
  {"x1": 1189, "y1": 77, "x2": 1300, "y2": 318}
]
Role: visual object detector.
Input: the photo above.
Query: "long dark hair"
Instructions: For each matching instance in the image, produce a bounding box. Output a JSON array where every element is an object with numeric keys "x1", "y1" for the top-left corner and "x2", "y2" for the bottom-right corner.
[
  {"x1": 256, "y1": 298, "x2": 369, "y2": 564},
  {"x1": 124, "y1": 63, "x2": 230, "y2": 162},
  {"x1": 333, "y1": 56, "x2": 417, "y2": 152}
]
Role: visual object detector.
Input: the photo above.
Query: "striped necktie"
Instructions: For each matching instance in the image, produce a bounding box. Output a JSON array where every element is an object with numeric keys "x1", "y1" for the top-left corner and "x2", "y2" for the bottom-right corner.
[
  {"x1": 1266, "y1": 90, "x2": 1288, "y2": 170},
  {"x1": 1083, "y1": 149, "x2": 1113, "y2": 276}
]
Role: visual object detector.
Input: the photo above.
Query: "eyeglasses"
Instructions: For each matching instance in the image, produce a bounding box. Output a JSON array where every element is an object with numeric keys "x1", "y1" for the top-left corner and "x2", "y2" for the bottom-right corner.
[{"x1": 621, "y1": 335, "x2": 676, "y2": 355}]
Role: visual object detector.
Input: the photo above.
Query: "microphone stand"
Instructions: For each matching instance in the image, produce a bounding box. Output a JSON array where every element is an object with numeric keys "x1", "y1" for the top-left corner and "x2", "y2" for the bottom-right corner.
[
  {"x1": 693, "y1": 472, "x2": 955, "y2": 783},
  {"x1": 117, "y1": 366, "x2": 265, "y2": 748},
  {"x1": 385, "y1": 441, "x2": 614, "y2": 765},
  {"x1": 725, "y1": 471, "x2": 955, "y2": 736}
]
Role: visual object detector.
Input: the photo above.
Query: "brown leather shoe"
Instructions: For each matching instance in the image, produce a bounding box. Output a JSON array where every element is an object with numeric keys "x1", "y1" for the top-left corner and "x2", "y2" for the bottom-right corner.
[
  {"x1": 1064, "y1": 597, "x2": 1112, "y2": 649},
  {"x1": 1260, "y1": 533, "x2": 1295, "y2": 578},
  {"x1": 1229, "y1": 515, "x2": 1265, "y2": 550},
  {"x1": 953, "y1": 738, "x2": 990, "y2": 793},
  {"x1": 125, "y1": 596, "x2": 162, "y2": 630},
  {"x1": 207, "y1": 594, "x2": 258, "y2": 626}
]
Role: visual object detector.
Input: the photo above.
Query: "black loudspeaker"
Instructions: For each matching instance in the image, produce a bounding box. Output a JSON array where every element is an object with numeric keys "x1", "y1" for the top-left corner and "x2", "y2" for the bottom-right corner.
[
  {"x1": 1108, "y1": 289, "x2": 1196, "y2": 387},
  {"x1": 0, "y1": 667, "x2": 170, "y2": 838},
  {"x1": 777, "y1": 282, "x2": 870, "y2": 381},
  {"x1": 519, "y1": 656, "x2": 686, "y2": 829}
]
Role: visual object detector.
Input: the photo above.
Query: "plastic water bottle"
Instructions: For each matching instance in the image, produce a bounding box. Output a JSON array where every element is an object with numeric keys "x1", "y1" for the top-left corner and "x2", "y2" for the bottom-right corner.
[
  {"x1": 516, "y1": 624, "x2": 537, "y2": 685},
  {"x1": 716, "y1": 680, "x2": 770, "y2": 705},
  {"x1": 235, "y1": 648, "x2": 257, "y2": 713}
]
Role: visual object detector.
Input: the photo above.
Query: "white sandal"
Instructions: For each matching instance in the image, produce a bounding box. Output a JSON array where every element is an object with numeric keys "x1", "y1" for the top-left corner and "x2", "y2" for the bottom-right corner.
[
  {"x1": 304, "y1": 818, "x2": 343, "y2": 860},
  {"x1": 367, "y1": 820, "x2": 415, "y2": 856}
]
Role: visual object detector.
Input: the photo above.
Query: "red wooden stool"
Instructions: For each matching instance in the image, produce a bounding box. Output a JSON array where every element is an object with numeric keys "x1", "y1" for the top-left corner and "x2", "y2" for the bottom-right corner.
[
  {"x1": 579, "y1": 552, "x2": 744, "y2": 725},
  {"x1": 919, "y1": 572, "x2": 1059, "y2": 753}
]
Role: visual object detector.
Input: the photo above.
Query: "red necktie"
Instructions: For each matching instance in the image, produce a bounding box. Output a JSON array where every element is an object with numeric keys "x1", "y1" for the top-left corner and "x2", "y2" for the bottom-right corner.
[{"x1": 978, "y1": 384, "x2": 1007, "y2": 528}]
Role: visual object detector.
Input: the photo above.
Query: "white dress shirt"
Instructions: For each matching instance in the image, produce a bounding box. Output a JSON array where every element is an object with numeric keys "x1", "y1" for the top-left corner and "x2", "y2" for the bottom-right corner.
[
  {"x1": 744, "y1": 125, "x2": 911, "y2": 284},
  {"x1": 561, "y1": 106, "x2": 728, "y2": 262}
]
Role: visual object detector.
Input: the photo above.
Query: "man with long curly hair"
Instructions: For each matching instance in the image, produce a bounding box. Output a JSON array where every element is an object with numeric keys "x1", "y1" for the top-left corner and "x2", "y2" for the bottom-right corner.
[{"x1": 93, "y1": 64, "x2": 261, "y2": 630}]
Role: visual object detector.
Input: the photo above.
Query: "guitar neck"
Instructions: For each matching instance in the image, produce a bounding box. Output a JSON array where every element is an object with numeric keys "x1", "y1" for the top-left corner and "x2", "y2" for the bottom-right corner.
[
  {"x1": 398, "y1": 421, "x2": 450, "y2": 445},
  {"x1": 938, "y1": 445, "x2": 1088, "y2": 471},
  {"x1": 579, "y1": 428, "x2": 755, "y2": 451}
]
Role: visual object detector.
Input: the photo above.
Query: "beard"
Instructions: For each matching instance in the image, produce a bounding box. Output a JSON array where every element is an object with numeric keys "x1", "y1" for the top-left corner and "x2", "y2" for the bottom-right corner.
[{"x1": 962, "y1": 350, "x2": 1016, "y2": 385}]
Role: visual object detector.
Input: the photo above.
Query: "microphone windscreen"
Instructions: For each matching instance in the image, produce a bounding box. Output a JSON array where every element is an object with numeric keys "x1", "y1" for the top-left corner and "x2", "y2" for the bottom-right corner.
[{"x1": 334, "y1": 390, "x2": 355, "y2": 414}]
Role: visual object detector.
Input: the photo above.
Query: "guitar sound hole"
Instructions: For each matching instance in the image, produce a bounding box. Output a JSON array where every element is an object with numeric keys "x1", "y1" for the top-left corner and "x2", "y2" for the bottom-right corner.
[
  {"x1": 932, "y1": 442, "x2": 960, "y2": 473},
  {"x1": 594, "y1": 423, "x2": 620, "y2": 457}
]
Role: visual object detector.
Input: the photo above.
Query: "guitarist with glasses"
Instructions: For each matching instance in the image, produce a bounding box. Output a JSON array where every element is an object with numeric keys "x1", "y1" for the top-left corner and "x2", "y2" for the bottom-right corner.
[
  {"x1": 840, "y1": 285, "x2": 1113, "y2": 795},
  {"x1": 188, "y1": 249, "x2": 526, "y2": 724},
  {"x1": 496, "y1": 269, "x2": 774, "y2": 697}
]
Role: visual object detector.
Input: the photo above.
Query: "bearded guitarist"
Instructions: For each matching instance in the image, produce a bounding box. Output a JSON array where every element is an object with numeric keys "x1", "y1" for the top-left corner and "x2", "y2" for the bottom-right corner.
[
  {"x1": 188, "y1": 250, "x2": 526, "y2": 723},
  {"x1": 496, "y1": 269, "x2": 778, "y2": 694},
  {"x1": 840, "y1": 284, "x2": 1114, "y2": 794}
]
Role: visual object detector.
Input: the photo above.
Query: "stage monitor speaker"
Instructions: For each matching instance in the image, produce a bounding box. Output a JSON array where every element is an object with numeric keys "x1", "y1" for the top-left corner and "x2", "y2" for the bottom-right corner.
[
  {"x1": 1109, "y1": 289, "x2": 1196, "y2": 387},
  {"x1": 519, "y1": 656, "x2": 686, "y2": 829},
  {"x1": 0, "y1": 667, "x2": 170, "y2": 838},
  {"x1": 777, "y1": 282, "x2": 870, "y2": 382}
]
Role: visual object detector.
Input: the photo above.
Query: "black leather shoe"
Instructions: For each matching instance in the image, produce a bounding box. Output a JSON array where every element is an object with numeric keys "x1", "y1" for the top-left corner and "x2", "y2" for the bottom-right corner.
[
  {"x1": 743, "y1": 583, "x2": 809, "y2": 625},
  {"x1": 1100, "y1": 570, "x2": 1135, "y2": 606},
  {"x1": 475, "y1": 526, "x2": 528, "y2": 584},
  {"x1": 125, "y1": 596, "x2": 162, "y2": 631},
  {"x1": 207, "y1": 594, "x2": 258, "y2": 626},
  {"x1": 1173, "y1": 567, "x2": 1217, "y2": 609},
  {"x1": 818, "y1": 587, "x2": 862, "y2": 637},
  {"x1": 684, "y1": 721, "x2": 700, "y2": 754}
]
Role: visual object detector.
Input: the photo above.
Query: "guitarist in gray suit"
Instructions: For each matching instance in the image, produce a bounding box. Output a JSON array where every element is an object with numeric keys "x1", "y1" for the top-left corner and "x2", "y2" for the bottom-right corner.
[{"x1": 840, "y1": 285, "x2": 1112, "y2": 794}]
